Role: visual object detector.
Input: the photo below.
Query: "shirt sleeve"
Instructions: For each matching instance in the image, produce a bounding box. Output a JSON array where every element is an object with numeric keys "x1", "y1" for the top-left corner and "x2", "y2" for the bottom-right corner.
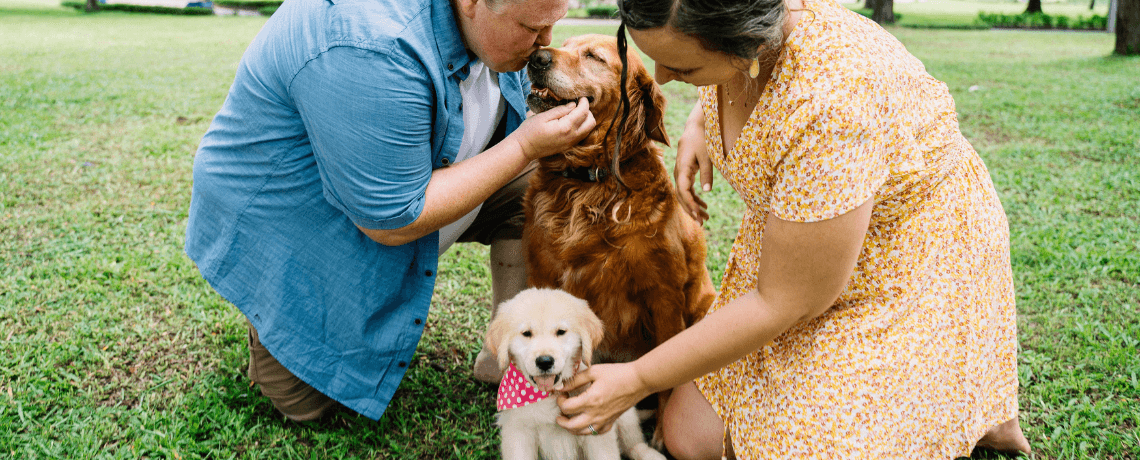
[
  {"x1": 770, "y1": 83, "x2": 889, "y2": 223},
  {"x1": 291, "y1": 46, "x2": 435, "y2": 231}
]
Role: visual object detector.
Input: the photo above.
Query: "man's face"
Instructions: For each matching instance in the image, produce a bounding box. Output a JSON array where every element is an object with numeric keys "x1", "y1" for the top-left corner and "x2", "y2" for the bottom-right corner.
[{"x1": 461, "y1": 0, "x2": 568, "y2": 73}]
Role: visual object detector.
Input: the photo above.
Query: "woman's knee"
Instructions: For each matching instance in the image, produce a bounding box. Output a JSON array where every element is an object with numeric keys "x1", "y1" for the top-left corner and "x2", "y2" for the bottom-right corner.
[{"x1": 663, "y1": 382, "x2": 726, "y2": 460}]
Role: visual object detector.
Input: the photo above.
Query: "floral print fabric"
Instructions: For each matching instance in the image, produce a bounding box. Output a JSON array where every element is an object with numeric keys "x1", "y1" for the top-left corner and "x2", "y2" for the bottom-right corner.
[{"x1": 692, "y1": 0, "x2": 1021, "y2": 457}]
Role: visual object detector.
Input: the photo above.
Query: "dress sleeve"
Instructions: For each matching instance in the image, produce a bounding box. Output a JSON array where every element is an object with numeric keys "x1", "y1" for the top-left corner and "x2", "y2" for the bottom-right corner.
[
  {"x1": 769, "y1": 83, "x2": 889, "y2": 223},
  {"x1": 291, "y1": 46, "x2": 435, "y2": 231}
]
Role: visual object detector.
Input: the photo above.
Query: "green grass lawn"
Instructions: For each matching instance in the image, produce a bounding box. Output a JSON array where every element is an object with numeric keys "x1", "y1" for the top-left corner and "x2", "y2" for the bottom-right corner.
[{"x1": 1, "y1": 0, "x2": 1138, "y2": 458}]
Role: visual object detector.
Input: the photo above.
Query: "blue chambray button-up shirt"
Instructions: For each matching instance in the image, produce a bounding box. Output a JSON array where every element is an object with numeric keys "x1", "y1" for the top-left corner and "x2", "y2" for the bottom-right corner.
[{"x1": 184, "y1": 0, "x2": 528, "y2": 420}]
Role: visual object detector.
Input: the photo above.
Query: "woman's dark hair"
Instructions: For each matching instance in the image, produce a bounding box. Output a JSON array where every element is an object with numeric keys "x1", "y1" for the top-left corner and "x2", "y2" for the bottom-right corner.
[
  {"x1": 617, "y1": 0, "x2": 787, "y2": 61},
  {"x1": 606, "y1": 0, "x2": 786, "y2": 188}
]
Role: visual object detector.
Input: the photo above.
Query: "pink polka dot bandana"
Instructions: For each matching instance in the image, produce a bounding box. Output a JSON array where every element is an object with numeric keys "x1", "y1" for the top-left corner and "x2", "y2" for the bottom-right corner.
[{"x1": 496, "y1": 362, "x2": 550, "y2": 411}]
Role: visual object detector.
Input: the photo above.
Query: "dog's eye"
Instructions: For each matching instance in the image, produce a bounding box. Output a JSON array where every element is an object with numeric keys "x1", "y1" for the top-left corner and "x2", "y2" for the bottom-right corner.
[
  {"x1": 522, "y1": 330, "x2": 532, "y2": 338},
  {"x1": 556, "y1": 329, "x2": 566, "y2": 336},
  {"x1": 584, "y1": 50, "x2": 604, "y2": 63}
]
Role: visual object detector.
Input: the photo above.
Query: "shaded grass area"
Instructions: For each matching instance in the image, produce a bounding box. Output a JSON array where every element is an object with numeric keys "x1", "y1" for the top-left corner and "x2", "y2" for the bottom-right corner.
[
  {"x1": 848, "y1": 0, "x2": 1112, "y2": 29},
  {"x1": 1, "y1": 2, "x2": 1137, "y2": 459}
]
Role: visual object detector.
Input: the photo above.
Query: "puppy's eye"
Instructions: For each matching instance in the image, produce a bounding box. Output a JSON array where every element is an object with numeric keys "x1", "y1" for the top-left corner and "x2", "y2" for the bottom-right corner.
[
  {"x1": 522, "y1": 330, "x2": 532, "y2": 338},
  {"x1": 556, "y1": 329, "x2": 566, "y2": 336}
]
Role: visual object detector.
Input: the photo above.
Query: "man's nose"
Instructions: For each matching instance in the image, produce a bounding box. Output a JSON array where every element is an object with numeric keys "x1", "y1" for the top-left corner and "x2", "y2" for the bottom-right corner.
[{"x1": 536, "y1": 25, "x2": 553, "y2": 47}]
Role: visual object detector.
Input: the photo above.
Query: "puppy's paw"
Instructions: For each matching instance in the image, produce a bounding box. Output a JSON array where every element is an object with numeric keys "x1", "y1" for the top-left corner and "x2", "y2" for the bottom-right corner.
[{"x1": 628, "y1": 444, "x2": 668, "y2": 460}]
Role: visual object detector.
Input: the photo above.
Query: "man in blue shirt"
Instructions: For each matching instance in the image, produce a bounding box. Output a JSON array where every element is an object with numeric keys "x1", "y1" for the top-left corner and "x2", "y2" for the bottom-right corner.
[{"x1": 185, "y1": 0, "x2": 594, "y2": 421}]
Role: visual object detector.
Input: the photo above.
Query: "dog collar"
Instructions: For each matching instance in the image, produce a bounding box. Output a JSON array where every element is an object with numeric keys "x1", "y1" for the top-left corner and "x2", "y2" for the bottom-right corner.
[
  {"x1": 497, "y1": 362, "x2": 551, "y2": 411},
  {"x1": 554, "y1": 166, "x2": 609, "y2": 182}
]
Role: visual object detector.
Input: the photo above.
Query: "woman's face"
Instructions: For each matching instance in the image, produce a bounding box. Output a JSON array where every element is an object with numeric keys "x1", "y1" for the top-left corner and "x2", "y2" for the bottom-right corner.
[{"x1": 627, "y1": 26, "x2": 750, "y2": 87}]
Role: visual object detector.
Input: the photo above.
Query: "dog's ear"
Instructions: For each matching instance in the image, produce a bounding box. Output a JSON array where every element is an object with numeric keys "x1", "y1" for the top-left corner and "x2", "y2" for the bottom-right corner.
[
  {"x1": 576, "y1": 301, "x2": 606, "y2": 365},
  {"x1": 637, "y1": 71, "x2": 670, "y2": 147},
  {"x1": 484, "y1": 306, "x2": 514, "y2": 372}
]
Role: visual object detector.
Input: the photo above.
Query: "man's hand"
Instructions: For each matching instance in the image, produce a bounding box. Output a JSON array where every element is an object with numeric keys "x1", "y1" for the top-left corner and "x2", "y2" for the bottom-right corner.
[{"x1": 510, "y1": 97, "x2": 596, "y2": 162}]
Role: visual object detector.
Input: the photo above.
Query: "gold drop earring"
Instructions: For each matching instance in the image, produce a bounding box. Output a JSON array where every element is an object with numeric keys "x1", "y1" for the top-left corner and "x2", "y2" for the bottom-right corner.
[{"x1": 749, "y1": 58, "x2": 760, "y2": 78}]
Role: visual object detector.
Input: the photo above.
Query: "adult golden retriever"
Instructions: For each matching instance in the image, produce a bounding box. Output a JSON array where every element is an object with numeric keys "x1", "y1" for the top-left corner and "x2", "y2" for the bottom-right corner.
[{"x1": 522, "y1": 34, "x2": 717, "y2": 433}]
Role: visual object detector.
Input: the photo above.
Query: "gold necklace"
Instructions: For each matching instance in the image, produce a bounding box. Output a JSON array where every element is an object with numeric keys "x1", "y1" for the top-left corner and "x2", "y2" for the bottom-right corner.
[{"x1": 725, "y1": 84, "x2": 746, "y2": 106}]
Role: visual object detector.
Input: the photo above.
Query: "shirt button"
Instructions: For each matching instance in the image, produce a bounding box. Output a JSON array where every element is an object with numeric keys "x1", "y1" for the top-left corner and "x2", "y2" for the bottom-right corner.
[
  {"x1": 424, "y1": 270, "x2": 433, "y2": 277},
  {"x1": 447, "y1": 64, "x2": 454, "y2": 71},
  {"x1": 398, "y1": 361, "x2": 407, "y2": 368},
  {"x1": 414, "y1": 318, "x2": 423, "y2": 325},
  {"x1": 440, "y1": 158, "x2": 450, "y2": 166}
]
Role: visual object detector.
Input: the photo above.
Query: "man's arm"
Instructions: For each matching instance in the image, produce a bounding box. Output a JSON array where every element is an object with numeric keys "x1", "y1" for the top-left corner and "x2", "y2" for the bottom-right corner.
[{"x1": 359, "y1": 100, "x2": 595, "y2": 246}]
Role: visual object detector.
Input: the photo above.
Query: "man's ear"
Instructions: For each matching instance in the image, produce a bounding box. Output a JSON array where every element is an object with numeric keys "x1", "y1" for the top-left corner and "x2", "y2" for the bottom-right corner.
[{"x1": 455, "y1": 0, "x2": 479, "y2": 19}]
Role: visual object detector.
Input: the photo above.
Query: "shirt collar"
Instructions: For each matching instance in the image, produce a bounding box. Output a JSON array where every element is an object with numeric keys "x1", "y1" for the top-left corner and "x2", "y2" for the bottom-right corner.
[{"x1": 432, "y1": 0, "x2": 475, "y2": 80}]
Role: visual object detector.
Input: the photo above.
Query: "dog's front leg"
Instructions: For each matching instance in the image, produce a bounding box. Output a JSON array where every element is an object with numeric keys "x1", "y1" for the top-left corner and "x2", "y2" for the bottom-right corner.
[
  {"x1": 500, "y1": 424, "x2": 540, "y2": 460},
  {"x1": 580, "y1": 431, "x2": 623, "y2": 460}
]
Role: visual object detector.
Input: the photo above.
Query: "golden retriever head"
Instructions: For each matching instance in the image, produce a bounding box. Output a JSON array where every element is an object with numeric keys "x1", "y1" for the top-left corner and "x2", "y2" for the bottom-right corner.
[
  {"x1": 526, "y1": 34, "x2": 669, "y2": 169},
  {"x1": 484, "y1": 288, "x2": 605, "y2": 392}
]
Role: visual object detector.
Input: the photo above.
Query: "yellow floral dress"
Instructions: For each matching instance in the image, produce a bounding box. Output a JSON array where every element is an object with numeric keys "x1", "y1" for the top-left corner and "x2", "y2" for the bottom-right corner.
[{"x1": 693, "y1": 0, "x2": 1021, "y2": 457}]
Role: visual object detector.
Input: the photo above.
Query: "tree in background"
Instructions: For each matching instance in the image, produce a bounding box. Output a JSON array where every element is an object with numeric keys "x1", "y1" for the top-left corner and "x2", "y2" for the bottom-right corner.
[
  {"x1": 872, "y1": 0, "x2": 895, "y2": 24},
  {"x1": 85, "y1": 0, "x2": 99, "y2": 12},
  {"x1": 1025, "y1": 0, "x2": 1043, "y2": 14},
  {"x1": 1117, "y1": 0, "x2": 1139, "y2": 54}
]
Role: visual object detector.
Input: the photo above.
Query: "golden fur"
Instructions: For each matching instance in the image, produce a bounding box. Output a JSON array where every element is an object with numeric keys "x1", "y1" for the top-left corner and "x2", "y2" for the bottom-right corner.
[
  {"x1": 523, "y1": 34, "x2": 716, "y2": 366},
  {"x1": 485, "y1": 288, "x2": 666, "y2": 460}
]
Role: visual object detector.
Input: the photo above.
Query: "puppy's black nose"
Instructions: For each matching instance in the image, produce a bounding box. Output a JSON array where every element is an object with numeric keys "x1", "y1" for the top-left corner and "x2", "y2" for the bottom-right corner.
[
  {"x1": 535, "y1": 355, "x2": 555, "y2": 371},
  {"x1": 529, "y1": 49, "x2": 553, "y2": 71}
]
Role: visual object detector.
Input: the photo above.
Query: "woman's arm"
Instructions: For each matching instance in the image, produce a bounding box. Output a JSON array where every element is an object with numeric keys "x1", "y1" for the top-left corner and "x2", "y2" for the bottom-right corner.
[
  {"x1": 673, "y1": 102, "x2": 712, "y2": 223},
  {"x1": 556, "y1": 198, "x2": 874, "y2": 433}
]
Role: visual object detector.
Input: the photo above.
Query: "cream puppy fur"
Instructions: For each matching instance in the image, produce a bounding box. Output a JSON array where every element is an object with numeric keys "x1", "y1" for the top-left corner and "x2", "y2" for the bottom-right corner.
[{"x1": 485, "y1": 288, "x2": 666, "y2": 460}]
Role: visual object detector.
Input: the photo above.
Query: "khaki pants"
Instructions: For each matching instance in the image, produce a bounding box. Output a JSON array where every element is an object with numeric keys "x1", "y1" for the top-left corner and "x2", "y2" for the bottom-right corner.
[{"x1": 246, "y1": 165, "x2": 534, "y2": 420}]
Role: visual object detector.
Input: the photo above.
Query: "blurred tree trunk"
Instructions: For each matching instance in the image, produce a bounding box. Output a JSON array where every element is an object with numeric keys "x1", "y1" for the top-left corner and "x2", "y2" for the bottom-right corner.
[
  {"x1": 1116, "y1": 0, "x2": 1140, "y2": 54},
  {"x1": 84, "y1": 0, "x2": 100, "y2": 12},
  {"x1": 864, "y1": 0, "x2": 875, "y2": 11},
  {"x1": 872, "y1": 0, "x2": 895, "y2": 24},
  {"x1": 1025, "y1": 0, "x2": 1043, "y2": 14},
  {"x1": 1089, "y1": 0, "x2": 1095, "y2": 10}
]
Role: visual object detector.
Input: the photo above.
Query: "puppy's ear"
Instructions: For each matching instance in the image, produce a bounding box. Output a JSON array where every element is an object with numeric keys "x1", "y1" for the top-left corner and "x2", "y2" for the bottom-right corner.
[
  {"x1": 638, "y1": 71, "x2": 670, "y2": 147},
  {"x1": 575, "y1": 300, "x2": 606, "y2": 365},
  {"x1": 484, "y1": 306, "x2": 513, "y2": 372}
]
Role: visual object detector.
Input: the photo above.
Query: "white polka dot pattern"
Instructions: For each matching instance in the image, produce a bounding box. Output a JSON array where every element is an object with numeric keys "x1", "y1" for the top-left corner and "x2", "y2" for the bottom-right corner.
[{"x1": 496, "y1": 362, "x2": 550, "y2": 411}]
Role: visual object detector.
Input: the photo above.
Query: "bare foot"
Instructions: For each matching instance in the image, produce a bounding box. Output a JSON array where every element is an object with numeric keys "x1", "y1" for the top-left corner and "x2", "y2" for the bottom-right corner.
[{"x1": 976, "y1": 418, "x2": 1032, "y2": 455}]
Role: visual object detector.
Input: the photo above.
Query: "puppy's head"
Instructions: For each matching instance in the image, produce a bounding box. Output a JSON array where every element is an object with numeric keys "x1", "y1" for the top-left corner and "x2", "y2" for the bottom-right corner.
[
  {"x1": 526, "y1": 34, "x2": 669, "y2": 152},
  {"x1": 484, "y1": 288, "x2": 605, "y2": 393}
]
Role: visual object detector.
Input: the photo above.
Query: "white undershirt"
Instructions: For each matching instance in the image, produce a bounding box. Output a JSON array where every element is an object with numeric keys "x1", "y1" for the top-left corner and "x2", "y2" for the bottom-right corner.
[{"x1": 437, "y1": 60, "x2": 506, "y2": 254}]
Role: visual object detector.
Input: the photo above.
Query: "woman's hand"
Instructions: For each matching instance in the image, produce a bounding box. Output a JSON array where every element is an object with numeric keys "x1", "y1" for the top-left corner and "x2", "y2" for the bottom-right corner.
[
  {"x1": 509, "y1": 97, "x2": 596, "y2": 162},
  {"x1": 555, "y1": 363, "x2": 654, "y2": 435},
  {"x1": 674, "y1": 103, "x2": 711, "y2": 224}
]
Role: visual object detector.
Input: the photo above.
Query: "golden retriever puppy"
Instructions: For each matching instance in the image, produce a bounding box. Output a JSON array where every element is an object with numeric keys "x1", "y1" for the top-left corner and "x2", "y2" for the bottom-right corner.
[{"x1": 485, "y1": 288, "x2": 666, "y2": 460}]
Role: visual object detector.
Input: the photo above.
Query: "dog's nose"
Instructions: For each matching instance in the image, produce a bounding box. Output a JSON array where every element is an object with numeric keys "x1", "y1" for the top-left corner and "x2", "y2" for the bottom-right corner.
[
  {"x1": 529, "y1": 49, "x2": 553, "y2": 71},
  {"x1": 535, "y1": 355, "x2": 555, "y2": 371}
]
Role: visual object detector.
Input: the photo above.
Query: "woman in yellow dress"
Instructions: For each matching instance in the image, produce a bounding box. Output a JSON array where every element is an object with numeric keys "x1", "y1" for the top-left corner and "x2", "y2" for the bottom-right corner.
[{"x1": 555, "y1": 0, "x2": 1033, "y2": 457}]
